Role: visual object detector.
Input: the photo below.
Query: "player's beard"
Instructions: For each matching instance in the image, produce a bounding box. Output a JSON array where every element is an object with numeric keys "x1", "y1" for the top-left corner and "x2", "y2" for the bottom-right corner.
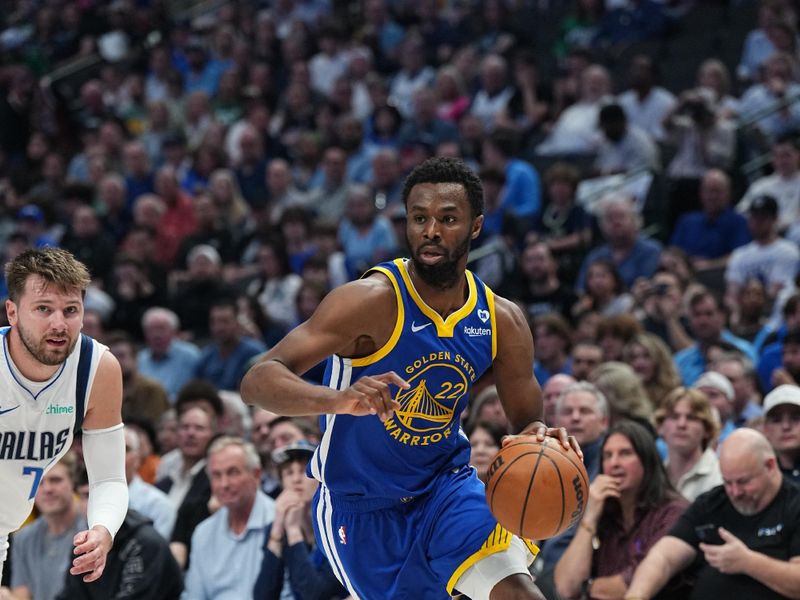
[
  {"x1": 408, "y1": 231, "x2": 471, "y2": 290},
  {"x1": 17, "y1": 322, "x2": 76, "y2": 366}
]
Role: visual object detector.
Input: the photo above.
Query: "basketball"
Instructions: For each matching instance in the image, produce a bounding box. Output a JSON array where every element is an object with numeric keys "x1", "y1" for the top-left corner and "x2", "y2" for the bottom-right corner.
[{"x1": 485, "y1": 437, "x2": 589, "y2": 540}]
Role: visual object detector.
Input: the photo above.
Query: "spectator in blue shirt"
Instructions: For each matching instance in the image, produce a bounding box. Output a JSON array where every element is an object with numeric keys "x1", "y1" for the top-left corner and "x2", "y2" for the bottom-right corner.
[
  {"x1": 577, "y1": 194, "x2": 662, "y2": 291},
  {"x1": 338, "y1": 185, "x2": 398, "y2": 279},
  {"x1": 138, "y1": 307, "x2": 201, "y2": 401},
  {"x1": 482, "y1": 126, "x2": 542, "y2": 222},
  {"x1": 182, "y1": 436, "x2": 276, "y2": 600},
  {"x1": 670, "y1": 169, "x2": 751, "y2": 273},
  {"x1": 195, "y1": 298, "x2": 267, "y2": 391},
  {"x1": 674, "y1": 289, "x2": 757, "y2": 385},
  {"x1": 763, "y1": 328, "x2": 800, "y2": 393}
]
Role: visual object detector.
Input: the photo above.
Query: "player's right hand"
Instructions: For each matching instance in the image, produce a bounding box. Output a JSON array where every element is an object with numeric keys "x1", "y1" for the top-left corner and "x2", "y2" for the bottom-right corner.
[{"x1": 336, "y1": 371, "x2": 409, "y2": 421}]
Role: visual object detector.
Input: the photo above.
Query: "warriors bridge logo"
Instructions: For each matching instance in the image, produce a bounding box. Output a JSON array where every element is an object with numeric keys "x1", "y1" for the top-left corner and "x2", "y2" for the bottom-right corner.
[{"x1": 383, "y1": 352, "x2": 474, "y2": 447}]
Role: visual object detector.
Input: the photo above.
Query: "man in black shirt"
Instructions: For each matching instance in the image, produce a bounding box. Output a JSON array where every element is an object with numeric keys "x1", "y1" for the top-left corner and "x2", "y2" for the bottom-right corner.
[
  {"x1": 514, "y1": 242, "x2": 577, "y2": 322},
  {"x1": 626, "y1": 428, "x2": 800, "y2": 599}
]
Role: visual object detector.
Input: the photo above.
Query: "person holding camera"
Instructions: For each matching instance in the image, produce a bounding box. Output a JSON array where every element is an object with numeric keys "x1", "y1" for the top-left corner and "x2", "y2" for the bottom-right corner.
[
  {"x1": 663, "y1": 89, "x2": 737, "y2": 231},
  {"x1": 635, "y1": 270, "x2": 693, "y2": 353},
  {"x1": 625, "y1": 427, "x2": 800, "y2": 600}
]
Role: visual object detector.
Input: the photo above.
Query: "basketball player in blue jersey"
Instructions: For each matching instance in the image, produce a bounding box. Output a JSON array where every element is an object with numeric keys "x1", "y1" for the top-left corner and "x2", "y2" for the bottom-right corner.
[
  {"x1": 0, "y1": 248, "x2": 128, "y2": 584},
  {"x1": 242, "y1": 157, "x2": 579, "y2": 599}
]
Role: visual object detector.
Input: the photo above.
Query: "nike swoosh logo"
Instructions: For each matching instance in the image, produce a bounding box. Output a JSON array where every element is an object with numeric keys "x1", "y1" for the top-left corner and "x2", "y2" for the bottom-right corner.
[
  {"x1": 0, "y1": 406, "x2": 20, "y2": 416},
  {"x1": 411, "y1": 322, "x2": 433, "y2": 333}
]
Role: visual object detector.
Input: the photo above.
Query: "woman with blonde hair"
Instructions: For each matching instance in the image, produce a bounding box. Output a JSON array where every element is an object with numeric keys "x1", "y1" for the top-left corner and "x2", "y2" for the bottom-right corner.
[
  {"x1": 623, "y1": 333, "x2": 682, "y2": 409},
  {"x1": 209, "y1": 168, "x2": 251, "y2": 236},
  {"x1": 589, "y1": 362, "x2": 654, "y2": 431},
  {"x1": 655, "y1": 387, "x2": 722, "y2": 501}
]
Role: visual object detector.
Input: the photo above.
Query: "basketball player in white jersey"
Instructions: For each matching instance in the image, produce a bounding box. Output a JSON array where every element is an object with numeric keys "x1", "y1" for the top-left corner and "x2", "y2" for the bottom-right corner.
[{"x1": 0, "y1": 248, "x2": 128, "y2": 583}]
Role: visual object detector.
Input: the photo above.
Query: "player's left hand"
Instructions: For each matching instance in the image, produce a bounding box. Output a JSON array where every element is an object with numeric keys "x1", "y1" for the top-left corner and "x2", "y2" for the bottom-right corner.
[
  {"x1": 699, "y1": 527, "x2": 751, "y2": 574},
  {"x1": 503, "y1": 423, "x2": 583, "y2": 460},
  {"x1": 71, "y1": 525, "x2": 113, "y2": 582}
]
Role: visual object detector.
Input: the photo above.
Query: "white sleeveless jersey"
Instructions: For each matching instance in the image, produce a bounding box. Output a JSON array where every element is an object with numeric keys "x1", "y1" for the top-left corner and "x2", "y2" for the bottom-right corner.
[{"x1": 0, "y1": 329, "x2": 106, "y2": 534}]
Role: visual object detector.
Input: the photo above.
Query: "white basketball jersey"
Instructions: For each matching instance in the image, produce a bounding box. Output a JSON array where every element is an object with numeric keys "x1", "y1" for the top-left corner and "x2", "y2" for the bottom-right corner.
[{"x1": 0, "y1": 329, "x2": 106, "y2": 533}]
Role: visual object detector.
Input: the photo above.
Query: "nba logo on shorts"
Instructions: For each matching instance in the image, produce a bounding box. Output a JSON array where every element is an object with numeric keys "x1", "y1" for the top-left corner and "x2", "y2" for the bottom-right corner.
[{"x1": 338, "y1": 525, "x2": 347, "y2": 545}]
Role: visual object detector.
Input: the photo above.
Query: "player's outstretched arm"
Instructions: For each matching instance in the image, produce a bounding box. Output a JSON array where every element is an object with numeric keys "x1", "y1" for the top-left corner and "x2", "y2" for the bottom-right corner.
[
  {"x1": 73, "y1": 350, "x2": 127, "y2": 583},
  {"x1": 492, "y1": 297, "x2": 579, "y2": 454},
  {"x1": 241, "y1": 277, "x2": 407, "y2": 420}
]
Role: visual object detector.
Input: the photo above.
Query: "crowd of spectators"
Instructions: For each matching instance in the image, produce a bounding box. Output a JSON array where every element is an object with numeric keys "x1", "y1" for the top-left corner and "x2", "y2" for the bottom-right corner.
[{"x1": 4, "y1": 0, "x2": 800, "y2": 598}]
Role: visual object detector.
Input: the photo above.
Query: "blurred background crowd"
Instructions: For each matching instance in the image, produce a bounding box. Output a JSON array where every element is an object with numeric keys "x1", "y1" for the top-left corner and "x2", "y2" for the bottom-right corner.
[{"x1": 3, "y1": 0, "x2": 800, "y2": 598}]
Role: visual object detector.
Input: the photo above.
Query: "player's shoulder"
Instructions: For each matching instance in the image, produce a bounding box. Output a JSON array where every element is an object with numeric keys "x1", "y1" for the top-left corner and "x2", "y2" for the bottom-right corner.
[
  {"x1": 323, "y1": 271, "x2": 398, "y2": 310},
  {"x1": 93, "y1": 346, "x2": 122, "y2": 377},
  {"x1": 492, "y1": 294, "x2": 528, "y2": 330}
]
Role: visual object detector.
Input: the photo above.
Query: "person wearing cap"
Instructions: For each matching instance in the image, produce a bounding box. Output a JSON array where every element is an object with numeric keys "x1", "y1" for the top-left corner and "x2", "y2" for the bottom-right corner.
[
  {"x1": 181, "y1": 436, "x2": 276, "y2": 600},
  {"x1": 254, "y1": 440, "x2": 348, "y2": 599},
  {"x1": 762, "y1": 384, "x2": 800, "y2": 484},
  {"x1": 693, "y1": 370, "x2": 737, "y2": 443},
  {"x1": 626, "y1": 427, "x2": 800, "y2": 600},
  {"x1": 725, "y1": 194, "x2": 800, "y2": 316}
]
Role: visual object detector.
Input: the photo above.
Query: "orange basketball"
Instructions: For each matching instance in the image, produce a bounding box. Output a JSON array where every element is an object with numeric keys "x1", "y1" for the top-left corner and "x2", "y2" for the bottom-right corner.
[{"x1": 485, "y1": 437, "x2": 589, "y2": 540}]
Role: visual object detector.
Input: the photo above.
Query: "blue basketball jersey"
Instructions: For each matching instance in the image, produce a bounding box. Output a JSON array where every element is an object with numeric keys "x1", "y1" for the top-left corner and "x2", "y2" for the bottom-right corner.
[{"x1": 310, "y1": 258, "x2": 497, "y2": 500}]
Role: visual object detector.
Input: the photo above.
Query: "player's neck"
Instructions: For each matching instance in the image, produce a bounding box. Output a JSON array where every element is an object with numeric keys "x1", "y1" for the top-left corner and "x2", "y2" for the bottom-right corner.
[
  {"x1": 408, "y1": 263, "x2": 469, "y2": 319},
  {"x1": 6, "y1": 328, "x2": 62, "y2": 382}
]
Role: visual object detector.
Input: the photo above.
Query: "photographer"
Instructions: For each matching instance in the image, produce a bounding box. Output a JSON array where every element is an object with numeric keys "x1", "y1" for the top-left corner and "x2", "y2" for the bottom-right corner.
[
  {"x1": 634, "y1": 270, "x2": 693, "y2": 352},
  {"x1": 663, "y1": 88, "x2": 737, "y2": 230}
]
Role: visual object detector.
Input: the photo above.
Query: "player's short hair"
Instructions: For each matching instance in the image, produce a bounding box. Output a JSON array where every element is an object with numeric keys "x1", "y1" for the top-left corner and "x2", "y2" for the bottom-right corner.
[
  {"x1": 5, "y1": 248, "x2": 91, "y2": 302},
  {"x1": 402, "y1": 157, "x2": 484, "y2": 217}
]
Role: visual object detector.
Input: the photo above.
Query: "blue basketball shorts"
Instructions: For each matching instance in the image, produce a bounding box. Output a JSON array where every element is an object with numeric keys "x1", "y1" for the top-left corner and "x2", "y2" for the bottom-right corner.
[{"x1": 312, "y1": 465, "x2": 539, "y2": 599}]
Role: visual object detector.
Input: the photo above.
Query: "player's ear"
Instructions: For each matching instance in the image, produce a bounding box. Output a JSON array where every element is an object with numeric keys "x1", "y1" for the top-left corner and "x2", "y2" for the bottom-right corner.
[
  {"x1": 5, "y1": 299, "x2": 17, "y2": 325},
  {"x1": 471, "y1": 214, "x2": 484, "y2": 239}
]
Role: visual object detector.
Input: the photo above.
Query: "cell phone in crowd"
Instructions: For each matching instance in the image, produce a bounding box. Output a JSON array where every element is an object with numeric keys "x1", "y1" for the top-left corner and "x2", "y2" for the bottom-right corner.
[{"x1": 695, "y1": 524, "x2": 724, "y2": 545}]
